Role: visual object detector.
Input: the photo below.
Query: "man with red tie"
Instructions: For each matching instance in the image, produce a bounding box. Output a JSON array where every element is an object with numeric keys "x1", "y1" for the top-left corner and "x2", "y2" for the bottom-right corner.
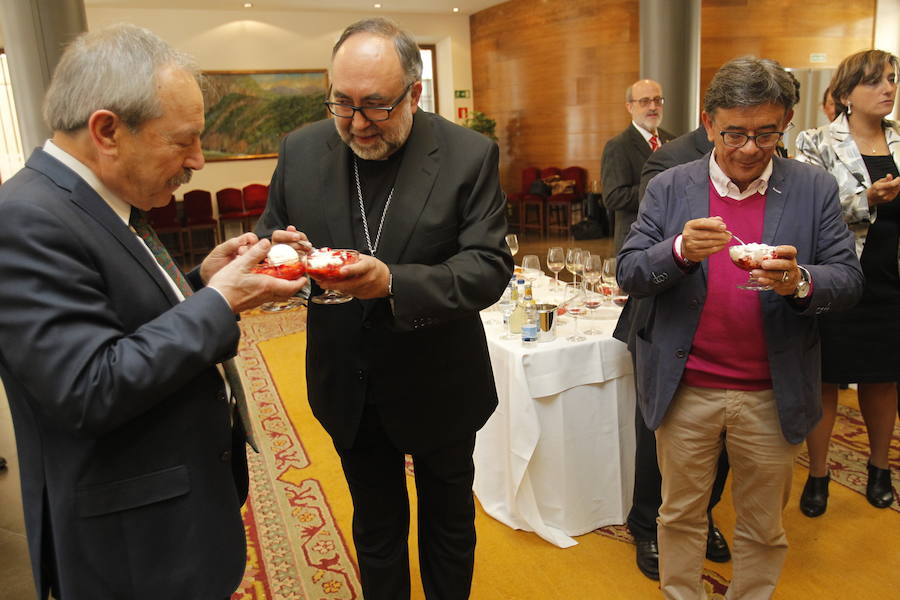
[{"x1": 602, "y1": 79, "x2": 675, "y2": 252}]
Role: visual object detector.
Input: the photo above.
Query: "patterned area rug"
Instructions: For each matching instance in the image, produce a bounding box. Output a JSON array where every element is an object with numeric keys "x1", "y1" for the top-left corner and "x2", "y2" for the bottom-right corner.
[
  {"x1": 594, "y1": 400, "x2": 900, "y2": 598},
  {"x1": 231, "y1": 307, "x2": 362, "y2": 600}
]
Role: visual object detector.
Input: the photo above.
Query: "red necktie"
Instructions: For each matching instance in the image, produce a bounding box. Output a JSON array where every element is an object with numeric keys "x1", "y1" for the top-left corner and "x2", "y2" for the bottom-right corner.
[{"x1": 649, "y1": 135, "x2": 660, "y2": 152}]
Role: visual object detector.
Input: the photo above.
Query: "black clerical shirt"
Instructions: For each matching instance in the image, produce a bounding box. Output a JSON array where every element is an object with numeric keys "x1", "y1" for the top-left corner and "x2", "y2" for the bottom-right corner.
[{"x1": 349, "y1": 146, "x2": 406, "y2": 256}]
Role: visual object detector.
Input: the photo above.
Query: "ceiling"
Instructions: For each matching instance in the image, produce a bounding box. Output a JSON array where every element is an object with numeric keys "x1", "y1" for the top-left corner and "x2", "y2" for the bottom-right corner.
[{"x1": 83, "y1": 0, "x2": 507, "y2": 15}]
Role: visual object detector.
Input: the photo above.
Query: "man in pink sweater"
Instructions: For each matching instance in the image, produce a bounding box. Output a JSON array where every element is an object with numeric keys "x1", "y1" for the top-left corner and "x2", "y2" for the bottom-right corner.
[{"x1": 617, "y1": 57, "x2": 863, "y2": 599}]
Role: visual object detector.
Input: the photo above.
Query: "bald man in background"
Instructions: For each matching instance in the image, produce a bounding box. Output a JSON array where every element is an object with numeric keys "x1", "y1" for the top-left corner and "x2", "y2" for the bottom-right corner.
[{"x1": 602, "y1": 79, "x2": 675, "y2": 251}]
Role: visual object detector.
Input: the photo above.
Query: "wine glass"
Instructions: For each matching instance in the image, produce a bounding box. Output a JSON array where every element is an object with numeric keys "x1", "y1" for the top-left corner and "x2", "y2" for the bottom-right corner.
[
  {"x1": 562, "y1": 282, "x2": 587, "y2": 342},
  {"x1": 601, "y1": 257, "x2": 617, "y2": 305},
  {"x1": 582, "y1": 254, "x2": 603, "y2": 292},
  {"x1": 582, "y1": 287, "x2": 605, "y2": 335},
  {"x1": 521, "y1": 254, "x2": 541, "y2": 283},
  {"x1": 546, "y1": 247, "x2": 565, "y2": 287},
  {"x1": 729, "y1": 243, "x2": 777, "y2": 291},
  {"x1": 505, "y1": 234, "x2": 519, "y2": 258},
  {"x1": 566, "y1": 248, "x2": 583, "y2": 285},
  {"x1": 306, "y1": 248, "x2": 360, "y2": 305}
]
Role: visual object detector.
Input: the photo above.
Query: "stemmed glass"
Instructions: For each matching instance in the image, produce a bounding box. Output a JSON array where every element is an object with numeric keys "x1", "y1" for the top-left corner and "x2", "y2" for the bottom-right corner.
[
  {"x1": 581, "y1": 255, "x2": 605, "y2": 334},
  {"x1": 566, "y1": 247, "x2": 583, "y2": 285},
  {"x1": 306, "y1": 248, "x2": 360, "y2": 305},
  {"x1": 505, "y1": 234, "x2": 519, "y2": 259},
  {"x1": 546, "y1": 247, "x2": 565, "y2": 287},
  {"x1": 729, "y1": 243, "x2": 777, "y2": 291},
  {"x1": 521, "y1": 254, "x2": 541, "y2": 283},
  {"x1": 563, "y1": 282, "x2": 587, "y2": 342},
  {"x1": 601, "y1": 257, "x2": 617, "y2": 305}
]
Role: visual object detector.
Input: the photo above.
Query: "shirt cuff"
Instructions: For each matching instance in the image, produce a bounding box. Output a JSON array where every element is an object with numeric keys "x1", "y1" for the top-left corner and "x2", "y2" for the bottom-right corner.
[{"x1": 672, "y1": 234, "x2": 694, "y2": 270}]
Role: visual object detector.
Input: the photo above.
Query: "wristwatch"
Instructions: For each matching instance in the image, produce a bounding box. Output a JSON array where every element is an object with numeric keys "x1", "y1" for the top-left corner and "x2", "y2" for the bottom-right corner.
[{"x1": 794, "y1": 266, "x2": 811, "y2": 299}]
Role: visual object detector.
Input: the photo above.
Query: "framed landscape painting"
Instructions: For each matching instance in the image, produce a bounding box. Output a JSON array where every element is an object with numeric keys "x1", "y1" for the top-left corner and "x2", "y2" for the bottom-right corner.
[{"x1": 201, "y1": 69, "x2": 329, "y2": 161}]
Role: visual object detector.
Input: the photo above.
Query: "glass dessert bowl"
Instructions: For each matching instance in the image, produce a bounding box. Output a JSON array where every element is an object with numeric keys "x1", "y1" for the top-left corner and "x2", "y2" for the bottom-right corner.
[
  {"x1": 252, "y1": 243, "x2": 307, "y2": 280},
  {"x1": 729, "y1": 243, "x2": 778, "y2": 291},
  {"x1": 305, "y1": 247, "x2": 360, "y2": 304}
]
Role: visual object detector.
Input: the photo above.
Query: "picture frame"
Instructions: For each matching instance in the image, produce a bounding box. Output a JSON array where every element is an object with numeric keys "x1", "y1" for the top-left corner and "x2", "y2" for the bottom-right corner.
[{"x1": 200, "y1": 69, "x2": 329, "y2": 161}]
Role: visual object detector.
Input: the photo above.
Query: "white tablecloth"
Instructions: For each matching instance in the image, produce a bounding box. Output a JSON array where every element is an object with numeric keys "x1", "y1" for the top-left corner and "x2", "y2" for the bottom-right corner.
[{"x1": 473, "y1": 288, "x2": 636, "y2": 548}]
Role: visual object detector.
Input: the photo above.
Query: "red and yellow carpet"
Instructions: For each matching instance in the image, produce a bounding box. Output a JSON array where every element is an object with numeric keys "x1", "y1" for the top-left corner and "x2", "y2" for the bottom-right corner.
[{"x1": 232, "y1": 309, "x2": 899, "y2": 599}]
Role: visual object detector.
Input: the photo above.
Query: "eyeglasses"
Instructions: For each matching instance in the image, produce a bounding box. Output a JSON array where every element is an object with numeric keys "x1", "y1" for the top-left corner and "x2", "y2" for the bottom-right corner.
[
  {"x1": 324, "y1": 82, "x2": 412, "y2": 122},
  {"x1": 719, "y1": 130, "x2": 785, "y2": 149},
  {"x1": 631, "y1": 96, "x2": 665, "y2": 107}
]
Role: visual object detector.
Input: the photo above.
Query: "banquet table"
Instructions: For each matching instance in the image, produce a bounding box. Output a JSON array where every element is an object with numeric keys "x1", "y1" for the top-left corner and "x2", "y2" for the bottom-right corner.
[{"x1": 473, "y1": 281, "x2": 636, "y2": 548}]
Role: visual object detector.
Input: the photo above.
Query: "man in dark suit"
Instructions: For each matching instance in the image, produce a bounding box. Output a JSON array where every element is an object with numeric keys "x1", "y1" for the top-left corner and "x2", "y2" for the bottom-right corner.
[
  {"x1": 618, "y1": 57, "x2": 863, "y2": 598},
  {"x1": 616, "y1": 124, "x2": 731, "y2": 581},
  {"x1": 0, "y1": 25, "x2": 305, "y2": 600},
  {"x1": 256, "y1": 18, "x2": 512, "y2": 600},
  {"x1": 601, "y1": 79, "x2": 675, "y2": 251}
]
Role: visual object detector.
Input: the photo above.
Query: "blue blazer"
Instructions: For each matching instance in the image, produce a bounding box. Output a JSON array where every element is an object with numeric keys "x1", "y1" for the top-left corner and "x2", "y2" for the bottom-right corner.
[{"x1": 617, "y1": 155, "x2": 863, "y2": 443}]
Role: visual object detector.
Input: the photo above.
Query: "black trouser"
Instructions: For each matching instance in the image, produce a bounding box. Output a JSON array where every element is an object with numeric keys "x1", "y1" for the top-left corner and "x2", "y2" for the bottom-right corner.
[
  {"x1": 627, "y1": 405, "x2": 730, "y2": 541},
  {"x1": 335, "y1": 404, "x2": 477, "y2": 600}
]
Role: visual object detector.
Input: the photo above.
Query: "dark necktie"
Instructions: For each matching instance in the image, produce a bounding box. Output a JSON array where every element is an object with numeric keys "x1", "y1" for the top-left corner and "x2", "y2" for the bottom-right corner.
[
  {"x1": 130, "y1": 208, "x2": 258, "y2": 452},
  {"x1": 649, "y1": 135, "x2": 660, "y2": 152}
]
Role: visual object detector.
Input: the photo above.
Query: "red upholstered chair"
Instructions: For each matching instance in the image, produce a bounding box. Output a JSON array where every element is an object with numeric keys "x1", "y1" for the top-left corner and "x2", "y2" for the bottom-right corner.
[
  {"x1": 505, "y1": 167, "x2": 540, "y2": 233},
  {"x1": 216, "y1": 187, "x2": 249, "y2": 241},
  {"x1": 547, "y1": 166, "x2": 587, "y2": 235},
  {"x1": 182, "y1": 189, "x2": 219, "y2": 265},
  {"x1": 242, "y1": 183, "x2": 268, "y2": 232},
  {"x1": 523, "y1": 167, "x2": 560, "y2": 235},
  {"x1": 147, "y1": 195, "x2": 185, "y2": 265}
]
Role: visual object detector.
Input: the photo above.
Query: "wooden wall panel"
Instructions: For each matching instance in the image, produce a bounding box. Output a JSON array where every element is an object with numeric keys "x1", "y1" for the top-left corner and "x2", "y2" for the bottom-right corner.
[
  {"x1": 471, "y1": 0, "x2": 876, "y2": 198},
  {"x1": 700, "y1": 0, "x2": 876, "y2": 100},
  {"x1": 471, "y1": 0, "x2": 639, "y2": 195}
]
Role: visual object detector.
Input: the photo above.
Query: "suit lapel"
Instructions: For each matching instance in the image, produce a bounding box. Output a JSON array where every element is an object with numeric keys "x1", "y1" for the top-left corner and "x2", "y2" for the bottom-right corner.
[
  {"x1": 28, "y1": 150, "x2": 181, "y2": 306},
  {"x1": 319, "y1": 135, "x2": 356, "y2": 250},
  {"x1": 375, "y1": 111, "x2": 439, "y2": 265},
  {"x1": 762, "y1": 159, "x2": 788, "y2": 246},
  {"x1": 685, "y1": 161, "x2": 712, "y2": 280},
  {"x1": 628, "y1": 125, "x2": 652, "y2": 162}
]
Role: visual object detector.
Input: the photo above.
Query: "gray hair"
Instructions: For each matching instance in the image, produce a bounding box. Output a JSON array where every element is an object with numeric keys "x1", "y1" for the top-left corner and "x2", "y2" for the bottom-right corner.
[
  {"x1": 703, "y1": 56, "x2": 798, "y2": 115},
  {"x1": 332, "y1": 17, "x2": 422, "y2": 85},
  {"x1": 43, "y1": 23, "x2": 199, "y2": 132}
]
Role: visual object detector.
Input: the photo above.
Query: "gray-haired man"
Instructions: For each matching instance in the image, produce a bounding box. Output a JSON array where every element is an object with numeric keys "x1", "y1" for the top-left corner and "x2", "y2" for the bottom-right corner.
[{"x1": 0, "y1": 24, "x2": 304, "y2": 600}]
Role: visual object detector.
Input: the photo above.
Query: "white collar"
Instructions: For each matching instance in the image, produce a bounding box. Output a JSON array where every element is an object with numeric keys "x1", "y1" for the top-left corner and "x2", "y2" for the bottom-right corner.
[
  {"x1": 708, "y1": 151, "x2": 772, "y2": 200},
  {"x1": 42, "y1": 139, "x2": 133, "y2": 225}
]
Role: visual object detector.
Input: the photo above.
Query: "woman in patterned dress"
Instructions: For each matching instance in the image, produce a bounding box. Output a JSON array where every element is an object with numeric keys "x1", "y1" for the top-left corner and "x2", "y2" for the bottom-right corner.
[{"x1": 794, "y1": 49, "x2": 899, "y2": 516}]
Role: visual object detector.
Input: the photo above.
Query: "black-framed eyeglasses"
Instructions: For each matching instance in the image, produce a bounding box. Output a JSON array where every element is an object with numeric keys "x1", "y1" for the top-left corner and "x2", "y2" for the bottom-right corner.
[
  {"x1": 631, "y1": 96, "x2": 664, "y2": 107},
  {"x1": 719, "y1": 130, "x2": 785, "y2": 149},
  {"x1": 324, "y1": 82, "x2": 413, "y2": 122}
]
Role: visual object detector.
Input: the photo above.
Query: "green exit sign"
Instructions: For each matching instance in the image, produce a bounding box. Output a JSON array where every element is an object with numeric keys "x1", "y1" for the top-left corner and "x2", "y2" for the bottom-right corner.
[{"x1": 454, "y1": 89, "x2": 471, "y2": 98}]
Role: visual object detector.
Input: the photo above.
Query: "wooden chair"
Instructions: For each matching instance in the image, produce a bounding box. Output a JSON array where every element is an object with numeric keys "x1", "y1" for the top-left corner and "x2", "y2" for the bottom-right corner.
[
  {"x1": 147, "y1": 195, "x2": 185, "y2": 266},
  {"x1": 182, "y1": 189, "x2": 219, "y2": 265},
  {"x1": 505, "y1": 167, "x2": 540, "y2": 233},
  {"x1": 242, "y1": 183, "x2": 268, "y2": 232},
  {"x1": 546, "y1": 166, "x2": 587, "y2": 235},
  {"x1": 523, "y1": 167, "x2": 560, "y2": 235},
  {"x1": 215, "y1": 187, "x2": 249, "y2": 241}
]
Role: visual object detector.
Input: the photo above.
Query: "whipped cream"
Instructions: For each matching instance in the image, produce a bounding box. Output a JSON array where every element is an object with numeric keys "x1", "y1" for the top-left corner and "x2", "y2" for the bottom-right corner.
[{"x1": 307, "y1": 248, "x2": 345, "y2": 269}]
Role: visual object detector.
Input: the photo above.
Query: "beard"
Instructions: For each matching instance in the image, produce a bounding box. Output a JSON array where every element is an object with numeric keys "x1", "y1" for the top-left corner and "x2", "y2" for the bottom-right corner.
[
  {"x1": 166, "y1": 168, "x2": 193, "y2": 188},
  {"x1": 337, "y1": 107, "x2": 413, "y2": 160}
]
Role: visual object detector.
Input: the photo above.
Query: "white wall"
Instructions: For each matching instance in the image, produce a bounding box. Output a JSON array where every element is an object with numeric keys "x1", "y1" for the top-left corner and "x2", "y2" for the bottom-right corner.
[
  {"x1": 86, "y1": 7, "x2": 473, "y2": 197},
  {"x1": 875, "y1": 0, "x2": 900, "y2": 120}
]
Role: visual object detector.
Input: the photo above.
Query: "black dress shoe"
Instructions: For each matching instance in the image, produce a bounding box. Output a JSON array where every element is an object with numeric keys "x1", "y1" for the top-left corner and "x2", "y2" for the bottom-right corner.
[
  {"x1": 635, "y1": 539, "x2": 660, "y2": 581},
  {"x1": 799, "y1": 473, "x2": 830, "y2": 517},
  {"x1": 866, "y1": 462, "x2": 894, "y2": 508},
  {"x1": 705, "y1": 524, "x2": 731, "y2": 562}
]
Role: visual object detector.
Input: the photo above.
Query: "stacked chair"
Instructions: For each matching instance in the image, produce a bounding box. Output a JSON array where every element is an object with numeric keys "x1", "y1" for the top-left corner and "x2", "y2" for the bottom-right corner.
[
  {"x1": 505, "y1": 166, "x2": 540, "y2": 233},
  {"x1": 182, "y1": 189, "x2": 219, "y2": 265},
  {"x1": 546, "y1": 166, "x2": 587, "y2": 235},
  {"x1": 147, "y1": 195, "x2": 185, "y2": 265},
  {"x1": 241, "y1": 183, "x2": 268, "y2": 232},
  {"x1": 215, "y1": 187, "x2": 250, "y2": 241}
]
